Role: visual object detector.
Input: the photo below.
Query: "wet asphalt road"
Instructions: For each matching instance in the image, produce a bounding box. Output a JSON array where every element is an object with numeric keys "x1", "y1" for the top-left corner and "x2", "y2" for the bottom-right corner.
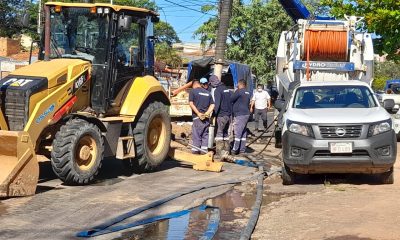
[
  {"x1": 0, "y1": 158, "x2": 258, "y2": 240},
  {"x1": 0, "y1": 112, "x2": 276, "y2": 240}
]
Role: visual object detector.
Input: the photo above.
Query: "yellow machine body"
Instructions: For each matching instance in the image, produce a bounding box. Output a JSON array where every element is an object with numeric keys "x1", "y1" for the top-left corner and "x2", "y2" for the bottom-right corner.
[
  {"x1": 120, "y1": 76, "x2": 169, "y2": 122},
  {"x1": 0, "y1": 1, "x2": 217, "y2": 198},
  {"x1": 0, "y1": 59, "x2": 90, "y2": 196},
  {"x1": 0, "y1": 56, "x2": 168, "y2": 197}
]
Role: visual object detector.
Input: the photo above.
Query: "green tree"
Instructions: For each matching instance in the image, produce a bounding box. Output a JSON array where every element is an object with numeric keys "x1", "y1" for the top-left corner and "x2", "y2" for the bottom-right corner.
[
  {"x1": 372, "y1": 61, "x2": 400, "y2": 90},
  {"x1": 155, "y1": 42, "x2": 182, "y2": 69},
  {"x1": 0, "y1": 0, "x2": 31, "y2": 37},
  {"x1": 95, "y1": 0, "x2": 156, "y2": 9},
  {"x1": 320, "y1": 0, "x2": 400, "y2": 61},
  {"x1": 194, "y1": 0, "x2": 292, "y2": 83},
  {"x1": 154, "y1": 21, "x2": 180, "y2": 46}
]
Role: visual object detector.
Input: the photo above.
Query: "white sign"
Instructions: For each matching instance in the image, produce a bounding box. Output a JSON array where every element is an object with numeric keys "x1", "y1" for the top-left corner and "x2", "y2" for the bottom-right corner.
[{"x1": 0, "y1": 62, "x2": 16, "y2": 72}]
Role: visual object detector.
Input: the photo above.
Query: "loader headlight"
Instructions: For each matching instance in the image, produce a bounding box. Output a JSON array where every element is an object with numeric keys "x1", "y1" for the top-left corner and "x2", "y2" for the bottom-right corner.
[
  {"x1": 368, "y1": 119, "x2": 392, "y2": 137},
  {"x1": 394, "y1": 114, "x2": 400, "y2": 119},
  {"x1": 287, "y1": 120, "x2": 313, "y2": 137}
]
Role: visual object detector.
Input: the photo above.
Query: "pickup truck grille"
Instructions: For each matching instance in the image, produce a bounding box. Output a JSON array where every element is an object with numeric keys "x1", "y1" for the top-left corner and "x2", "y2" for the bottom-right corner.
[
  {"x1": 319, "y1": 125, "x2": 362, "y2": 139},
  {"x1": 314, "y1": 150, "x2": 369, "y2": 157}
]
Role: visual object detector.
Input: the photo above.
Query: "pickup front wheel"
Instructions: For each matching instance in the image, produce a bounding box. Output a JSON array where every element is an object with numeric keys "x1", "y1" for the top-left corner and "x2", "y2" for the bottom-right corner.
[
  {"x1": 282, "y1": 164, "x2": 296, "y2": 185},
  {"x1": 380, "y1": 167, "x2": 394, "y2": 184}
]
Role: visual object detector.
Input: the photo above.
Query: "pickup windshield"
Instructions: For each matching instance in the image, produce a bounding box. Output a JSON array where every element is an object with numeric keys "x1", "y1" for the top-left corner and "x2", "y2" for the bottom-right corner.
[
  {"x1": 49, "y1": 6, "x2": 109, "y2": 63},
  {"x1": 293, "y1": 85, "x2": 377, "y2": 109}
]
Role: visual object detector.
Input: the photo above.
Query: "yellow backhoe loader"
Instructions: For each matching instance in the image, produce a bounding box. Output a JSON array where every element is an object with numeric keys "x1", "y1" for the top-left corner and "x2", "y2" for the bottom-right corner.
[{"x1": 0, "y1": 2, "x2": 174, "y2": 197}]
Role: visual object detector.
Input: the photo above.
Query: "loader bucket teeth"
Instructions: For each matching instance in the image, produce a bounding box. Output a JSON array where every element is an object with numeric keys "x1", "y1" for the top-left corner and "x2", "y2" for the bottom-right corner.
[{"x1": 0, "y1": 131, "x2": 38, "y2": 197}]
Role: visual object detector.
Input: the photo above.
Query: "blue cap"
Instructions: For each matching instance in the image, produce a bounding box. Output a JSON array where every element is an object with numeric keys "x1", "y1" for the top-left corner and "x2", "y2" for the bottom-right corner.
[{"x1": 200, "y1": 78, "x2": 208, "y2": 84}]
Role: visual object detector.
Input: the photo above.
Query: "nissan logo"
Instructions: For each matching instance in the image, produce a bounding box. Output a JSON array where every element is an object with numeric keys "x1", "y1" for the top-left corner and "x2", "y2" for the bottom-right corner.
[{"x1": 335, "y1": 128, "x2": 346, "y2": 137}]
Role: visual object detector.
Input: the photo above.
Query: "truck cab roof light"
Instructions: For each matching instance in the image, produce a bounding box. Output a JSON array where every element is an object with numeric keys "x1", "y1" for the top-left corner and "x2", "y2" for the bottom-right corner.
[{"x1": 55, "y1": 5, "x2": 62, "y2": 13}]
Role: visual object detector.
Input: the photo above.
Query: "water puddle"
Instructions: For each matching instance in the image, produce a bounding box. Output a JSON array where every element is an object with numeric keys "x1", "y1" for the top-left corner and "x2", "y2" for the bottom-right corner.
[
  {"x1": 262, "y1": 192, "x2": 299, "y2": 205},
  {"x1": 114, "y1": 187, "x2": 256, "y2": 240}
]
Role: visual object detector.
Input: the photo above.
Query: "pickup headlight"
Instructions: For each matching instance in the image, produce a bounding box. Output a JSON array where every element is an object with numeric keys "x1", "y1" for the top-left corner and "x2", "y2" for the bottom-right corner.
[
  {"x1": 368, "y1": 119, "x2": 392, "y2": 137},
  {"x1": 287, "y1": 120, "x2": 313, "y2": 137}
]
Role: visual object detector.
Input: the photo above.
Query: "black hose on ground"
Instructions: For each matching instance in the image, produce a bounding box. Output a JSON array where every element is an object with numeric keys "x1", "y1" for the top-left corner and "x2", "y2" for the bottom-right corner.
[
  {"x1": 239, "y1": 165, "x2": 265, "y2": 240},
  {"x1": 77, "y1": 170, "x2": 264, "y2": 237},
  {"x1": 255, "y1": 125, "x2": 277, "y2": 157},
  {"x1": 247, "y1": 116, "x2": 277, "y2": 147}
]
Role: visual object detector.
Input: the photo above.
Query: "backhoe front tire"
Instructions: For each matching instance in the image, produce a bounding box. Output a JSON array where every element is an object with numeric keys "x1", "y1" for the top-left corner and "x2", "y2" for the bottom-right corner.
[
  {"x1": 124, "y1": 101, "x2": 171, "y2": 174},
  {"x1": 51, "y1": 119, "x2": 104, "y2": 185}
]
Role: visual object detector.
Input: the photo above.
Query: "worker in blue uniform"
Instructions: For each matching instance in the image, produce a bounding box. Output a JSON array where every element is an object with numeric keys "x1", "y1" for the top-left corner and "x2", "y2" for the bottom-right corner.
[
  {"x1": 209, "y1": 75, "x2": 232, "y2": 158},
  {"x1": 189, "y1": 78, "x2": 215, "y2": 154},
  {"x1": 231, "y1": 79, "x2": 251, "y2": 155}
]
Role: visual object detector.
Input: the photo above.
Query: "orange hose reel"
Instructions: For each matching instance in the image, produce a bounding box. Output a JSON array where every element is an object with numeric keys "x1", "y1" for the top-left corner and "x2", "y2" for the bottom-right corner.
[{"x1": 303, "y1": 30, "x2": 348, "y2": 80}]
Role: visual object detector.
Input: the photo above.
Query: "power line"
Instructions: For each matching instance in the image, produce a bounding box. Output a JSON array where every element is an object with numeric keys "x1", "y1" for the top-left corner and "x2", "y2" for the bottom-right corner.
[
  {"x1": 159, "y1": 7, "x2": 168, "y2": 22},
  {"x1": 181, "y1": 0, "x2": 217, "y2": 6},
  {"x1": 178, "y1": 14, "x2": 207, "y2": 34},
  {"x1": 158, "y1": 2, "x2": 215, "y2": 8},
  {"x1": 163, "y1": 0, "x2": 216, "y2": 16},
  {"x1": 163, "y1": 15, "x2": 205, "y2": 18}
]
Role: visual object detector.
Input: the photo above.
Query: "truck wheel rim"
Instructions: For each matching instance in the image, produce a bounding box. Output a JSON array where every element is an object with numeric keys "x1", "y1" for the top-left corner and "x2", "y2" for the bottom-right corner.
[
  {"x1": 147, "y1": 115, "x2": 166, "y2": 156},
  {"x1": 76, "y1": 135, "x2": 97, "y2": 171}
]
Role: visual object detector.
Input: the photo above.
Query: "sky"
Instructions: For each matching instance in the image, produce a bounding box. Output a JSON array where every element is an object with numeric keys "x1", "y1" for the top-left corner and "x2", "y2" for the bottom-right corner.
[{"x1": 154, "y1": 0, "x2": 218, "y2": 43}]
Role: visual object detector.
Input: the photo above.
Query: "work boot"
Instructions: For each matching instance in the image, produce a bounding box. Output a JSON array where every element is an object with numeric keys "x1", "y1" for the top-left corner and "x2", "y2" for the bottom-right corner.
[
  {"x1": 222, "y1": 140, "x2": 231, "y2": 154},
  {"x1": 219, "y1": 140, "x2": 234, "y2": 162},
  {"x1": 215, "y1": 140, "x2": 224, "y2": 160}
]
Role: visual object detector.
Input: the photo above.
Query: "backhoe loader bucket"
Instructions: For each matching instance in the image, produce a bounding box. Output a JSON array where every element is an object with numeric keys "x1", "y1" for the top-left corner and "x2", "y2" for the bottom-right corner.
[{"x1": 0, "y1": 131, "x2": 38, "y2": 197}]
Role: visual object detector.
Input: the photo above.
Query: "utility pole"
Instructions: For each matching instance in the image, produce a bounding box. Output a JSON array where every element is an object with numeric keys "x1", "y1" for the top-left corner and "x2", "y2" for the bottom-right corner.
[
  {"x1": 213, "y1": 0, "x2": 233, "y2": 79},
  {"x1": 37, "y1": 0, "x2": 42, "y2": 34},
  {"x1": 208, "y1": 0, "x2": 233, "y2": 150}
]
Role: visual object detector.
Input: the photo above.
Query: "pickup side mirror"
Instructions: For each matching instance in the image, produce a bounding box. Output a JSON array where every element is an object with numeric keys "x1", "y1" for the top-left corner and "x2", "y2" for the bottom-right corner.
[
  {"x1": 383, "y1": 99, "x2": 395, "y2": 113},
  {"x1": 274, "y1": 99, "x2": 286, "y2": 111}
]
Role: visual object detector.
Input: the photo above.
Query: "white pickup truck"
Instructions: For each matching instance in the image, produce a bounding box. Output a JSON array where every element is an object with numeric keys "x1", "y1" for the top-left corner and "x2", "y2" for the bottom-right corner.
[
  {"x1": 376, "y1": 93, "x2": 400, "y2": 111},
  {"x1": 390, "y1": 110, "x2": 400, "y2": 140},
  {"x1": 276, "y1": 81, "x2": 397, "y2": 185},
  {"x1": 376, "y1": 80, "x2": 400, "y2": 111}
]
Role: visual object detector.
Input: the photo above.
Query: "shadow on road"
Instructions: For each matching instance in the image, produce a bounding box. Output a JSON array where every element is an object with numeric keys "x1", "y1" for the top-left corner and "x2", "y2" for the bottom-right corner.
[
  {"x1": 293, "y1": 173, "x2": 386, "y2": 186},
  {"x1": 36, "y1": 156, "x2": 192, "y2": 191}
]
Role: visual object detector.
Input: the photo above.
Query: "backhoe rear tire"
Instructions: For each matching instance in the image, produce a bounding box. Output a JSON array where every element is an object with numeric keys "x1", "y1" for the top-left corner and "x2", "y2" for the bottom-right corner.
[
  {"x1": 123, "y1": 101, "x2": 171, "y2": 174},
  {"x1": 51, "y1": 119, "x2": 104, "y2": 185}
]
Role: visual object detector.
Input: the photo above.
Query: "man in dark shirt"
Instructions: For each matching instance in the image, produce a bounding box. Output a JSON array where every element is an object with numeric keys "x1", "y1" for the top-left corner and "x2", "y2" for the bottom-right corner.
[
  {"x1": 210, "y1": 75, "x2": 232, "y2": 158},
  {"x1": 189, "y1": 79, "x2": 215, "y2": 153},
  {"x1": 231, "y1": 79, "x2": 251, "y2": 154}
]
